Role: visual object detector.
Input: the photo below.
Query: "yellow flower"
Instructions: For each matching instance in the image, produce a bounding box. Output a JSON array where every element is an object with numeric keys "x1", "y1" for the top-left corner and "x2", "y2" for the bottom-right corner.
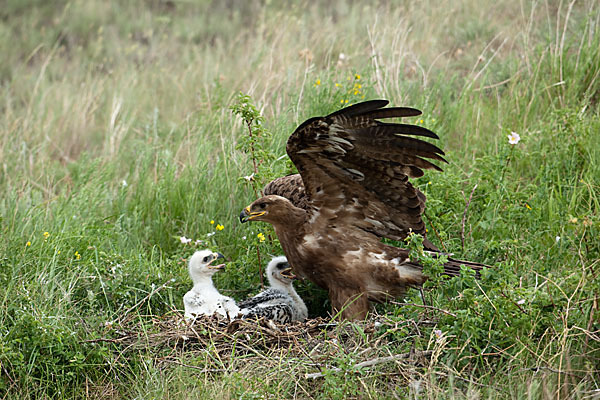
[
  {"x1": 428, "y1": 181, "x2": 432, "y2": 185},
  {"x1": 75, "y1": 251, "x2": 81, "y2": 260},
  {"x1": 335, "y1": 83, "x2": 340, "y2": 87},
  {"x1": 314, "y1": 79, "x2": 321, "y2": 86},
  {"x1": 43, "y1": 232, "x2": 49, "y2": 239},
  {"x1": 57, "y1": 250, "x2": 61, "y2": 255},
  {"x1": 355, "y1": 74, "x2": 361, "y2": 80},
  {"x1": 353, "y1": 90, "x2": 359, "y2": 95},
  {"x1": 210, "y1": 220, "x2": 214, "y2": 225},
  {"x1": 569, "y1": 217, "x2": 578, "y2": 223},
  {"x1": 419, "y1": 119, "x2": 424, "y2": 124},
  {"x1": 216, "y1": 224, "x2": 224, "y2": 231},
  {"x1": 26, "y1": 241, "x2": 31, "y2": 247},
  {"x1": 525, "y1": 203, "x2": 532, "y2": 210},
  {"x1": 257, "y1": 233, "x2": 266, "y2": 242}
]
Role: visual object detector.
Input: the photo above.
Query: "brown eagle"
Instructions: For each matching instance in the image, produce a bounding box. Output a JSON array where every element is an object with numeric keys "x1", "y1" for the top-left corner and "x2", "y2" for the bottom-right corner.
[{"x1": 239, "y1": 100, "x2": 486, "y2": 320}]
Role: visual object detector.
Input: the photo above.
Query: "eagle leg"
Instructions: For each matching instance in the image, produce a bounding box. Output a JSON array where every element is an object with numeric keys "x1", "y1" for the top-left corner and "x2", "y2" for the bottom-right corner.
[{"x1": 329, "y1": 285, "x2": 370, "y2": 320}]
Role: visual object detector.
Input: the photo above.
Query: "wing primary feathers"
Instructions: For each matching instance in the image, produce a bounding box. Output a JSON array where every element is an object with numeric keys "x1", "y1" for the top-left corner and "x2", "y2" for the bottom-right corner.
[
  {"x1": 351, "y1": 130, "x2": 446, "y2": 156},
  {"x1": 327, "y1": 99, "x2": 389, "y2": 117},
  {"x1": 375, "y1": 122, "x2": 440, "y2": 139},
  {"x1": 355, "y1": 107, "x2": 423, "y2": 119}
]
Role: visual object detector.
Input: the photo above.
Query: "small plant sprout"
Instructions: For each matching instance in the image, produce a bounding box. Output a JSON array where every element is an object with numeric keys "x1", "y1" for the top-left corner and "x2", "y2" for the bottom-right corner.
[{"x1": 508, "y1": 131, "x2": 521, "y2": 145}]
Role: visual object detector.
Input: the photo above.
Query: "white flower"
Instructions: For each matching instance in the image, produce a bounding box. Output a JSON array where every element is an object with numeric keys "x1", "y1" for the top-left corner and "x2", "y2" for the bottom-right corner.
[
  {"x1": 242, "y1": 236, "x2": 247, "y2": 240},
  {"x1": 517, "y1": 299, "x2": 526, "y2": 305},
  {"x1": 207, "y1": 232, "x2": 215, "y2": 237},
  {"x1": 508, "y1": 131, "x2": 521, "y2": 145},
  {"x1": 121, "y1": 180, "x2": 128, "y2": 187},
  {"x1": 194, "y1": 239, "x2": 203, "y2": 245},
  {"x1": 179, "y1": 236, "x2": 192, "y2": 244},
  {"x1": 555, "y1": 236, "x2": 560, "y2": 243},
  {"x1": 338, "y1": 52, "x2": 346, "y2": 61},
  {"x1": 434, "y1": 329, "x2": 443, "y2": 338},
  {"x1": 244, "y1": 173, "x2": 255, "y2": 181}
]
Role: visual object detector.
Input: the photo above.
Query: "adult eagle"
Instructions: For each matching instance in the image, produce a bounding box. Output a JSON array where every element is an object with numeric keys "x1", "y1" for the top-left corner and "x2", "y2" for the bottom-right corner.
[{"x1": 239, "y1": 100, "x2": 486, "y2": 319}]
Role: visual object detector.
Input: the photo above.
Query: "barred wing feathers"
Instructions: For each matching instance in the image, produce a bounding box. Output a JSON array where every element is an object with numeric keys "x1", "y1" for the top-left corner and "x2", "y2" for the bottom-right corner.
[{"x1": 281, "y1": 100, "x2": 446, "y2": 240}]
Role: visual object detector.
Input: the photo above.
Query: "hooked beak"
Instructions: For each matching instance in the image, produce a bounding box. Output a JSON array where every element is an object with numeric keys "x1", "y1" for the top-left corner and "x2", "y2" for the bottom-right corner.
[
  {"x1": 207, "y1": 252, "x2": 226, "y2": 270},
  {"x1": 239, "y1": 206, "x2": 265, "y2": 223},
  {"x1": 280, "y1": 267, "x2": 297, "y2": 280}
]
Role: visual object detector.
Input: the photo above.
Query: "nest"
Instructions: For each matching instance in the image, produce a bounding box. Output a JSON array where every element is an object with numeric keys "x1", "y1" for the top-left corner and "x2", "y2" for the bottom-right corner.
[
  {"x1": 100, "y1": 313, "x2": 378, "y2": 355},
  {"x1": 87, "y1": 312, "x2": 436, "y2": 381}
]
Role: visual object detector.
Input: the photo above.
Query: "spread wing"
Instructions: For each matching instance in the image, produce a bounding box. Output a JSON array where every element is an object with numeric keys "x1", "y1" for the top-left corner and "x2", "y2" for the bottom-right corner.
[{"x1": 281, "y1": 99, "x2": 446, "y2": 240}]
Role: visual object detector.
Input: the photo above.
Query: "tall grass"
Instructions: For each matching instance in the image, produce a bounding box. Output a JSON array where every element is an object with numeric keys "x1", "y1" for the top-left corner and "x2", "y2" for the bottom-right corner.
[{"x1": 1, "y1": 0, "x2": 599, "y2": 398}]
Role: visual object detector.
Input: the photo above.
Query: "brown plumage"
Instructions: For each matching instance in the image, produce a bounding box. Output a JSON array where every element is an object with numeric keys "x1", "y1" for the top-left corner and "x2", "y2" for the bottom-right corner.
[{"x1": 240, "y1": 100, "x2": 488, "y2": 320}]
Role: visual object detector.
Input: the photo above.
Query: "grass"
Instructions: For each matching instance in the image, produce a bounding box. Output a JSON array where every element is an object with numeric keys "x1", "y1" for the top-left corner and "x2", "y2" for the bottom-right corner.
[{"x1": 0, "y1": 0, "x2": 599, "y2": 398}]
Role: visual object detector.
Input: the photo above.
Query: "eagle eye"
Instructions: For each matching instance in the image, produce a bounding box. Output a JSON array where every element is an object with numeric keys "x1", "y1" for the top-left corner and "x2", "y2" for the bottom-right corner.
[{"x1": 258, "y1": 202, "x2": 266, "y2": 209}]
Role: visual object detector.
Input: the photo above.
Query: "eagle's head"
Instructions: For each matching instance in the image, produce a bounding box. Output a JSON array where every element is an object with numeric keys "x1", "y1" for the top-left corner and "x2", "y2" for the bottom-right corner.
[
  {"x1": 188, "y1": 249, "x2": 226, "y2": 282},
  {"x1": 239, "y1": 195, "x2": 295, "y2": 225}
]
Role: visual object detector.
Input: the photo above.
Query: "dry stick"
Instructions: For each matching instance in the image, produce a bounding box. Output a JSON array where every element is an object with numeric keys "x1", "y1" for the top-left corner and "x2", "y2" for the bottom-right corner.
[
  {"x1": 305, "y1": 350, "x2": 433, "y2": 379},
  {"x1": 160, "y1": 358, "x2": 227, "y2": 374},
  {"x1": 461, "y1": 183, "x2": 478, "y2": 253},
  {"x1": 423, "y1": 211, "x2": 447, "y2": 252},
  {"x1": 390, "y1": 301, "x2": 457, "y2": 317}
]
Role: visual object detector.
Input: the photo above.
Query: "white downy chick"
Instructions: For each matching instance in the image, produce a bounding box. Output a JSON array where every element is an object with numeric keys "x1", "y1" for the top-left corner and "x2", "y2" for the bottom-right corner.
[{"x1": 183, "y1": 250, "x2": 240, "y2": 320}]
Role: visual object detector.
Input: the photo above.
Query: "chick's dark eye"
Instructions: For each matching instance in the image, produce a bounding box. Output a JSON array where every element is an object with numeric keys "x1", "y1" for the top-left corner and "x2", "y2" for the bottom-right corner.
[
  {"x1": 259, "y1": 203, "x2": 266, "y2": 209},
  {"x1": 276, "y1": 262, "x2": 288, "y2": 269},
  {"x1": 203, "y1": 256, "x2": 209, "y2": 262}
]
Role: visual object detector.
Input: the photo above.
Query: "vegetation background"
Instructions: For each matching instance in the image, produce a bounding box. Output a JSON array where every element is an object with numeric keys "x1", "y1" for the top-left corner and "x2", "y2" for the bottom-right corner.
[{"x1": 0, "y1": 0, "x2": 598, "y2": 398}]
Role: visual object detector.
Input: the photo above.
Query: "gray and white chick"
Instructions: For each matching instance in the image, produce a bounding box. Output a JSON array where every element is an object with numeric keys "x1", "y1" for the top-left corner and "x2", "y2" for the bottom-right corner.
[
  {"x1": 183, "y1": 250, "x2": 240, "y2": 320},
  {"x1": 239, "y1": 256, "x2": 308, "y2": 323}
]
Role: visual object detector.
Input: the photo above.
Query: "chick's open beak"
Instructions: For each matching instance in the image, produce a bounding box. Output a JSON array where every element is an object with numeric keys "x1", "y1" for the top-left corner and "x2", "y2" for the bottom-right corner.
[
  {"x1": 280, "y1": 267, "x2": 297, "y2": 280},
  {"x1": 239, "y1": 206, "x2": 265, "y2": 223},
  {"x1": 207, "y1": 252, "x2": 226, "y2": 270}
]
